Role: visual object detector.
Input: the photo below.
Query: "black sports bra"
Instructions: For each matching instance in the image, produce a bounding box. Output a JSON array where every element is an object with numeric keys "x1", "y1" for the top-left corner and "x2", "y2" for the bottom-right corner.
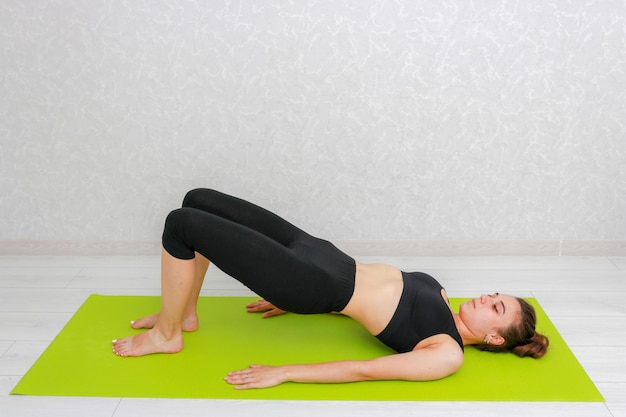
[{"x1": 375, "y1": 271, "x2": 464, "y2": 353}]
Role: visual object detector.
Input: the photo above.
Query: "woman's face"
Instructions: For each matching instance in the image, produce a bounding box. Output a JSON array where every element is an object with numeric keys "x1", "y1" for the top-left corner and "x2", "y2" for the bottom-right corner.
[{"x1": 459, "y1": 293, "x2": 521, "y2": 343}]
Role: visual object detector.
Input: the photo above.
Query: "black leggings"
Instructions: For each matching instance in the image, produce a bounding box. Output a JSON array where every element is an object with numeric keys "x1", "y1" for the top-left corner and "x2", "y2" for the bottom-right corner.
[{"x1": 161, "y1": 189, "x2": 356, "y2": 314}]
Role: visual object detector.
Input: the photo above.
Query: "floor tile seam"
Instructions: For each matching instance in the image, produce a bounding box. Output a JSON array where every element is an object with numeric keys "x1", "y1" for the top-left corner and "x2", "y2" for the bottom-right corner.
[
  {"x1": 73, "y1": 265, "x2": 160, "y2": 269},
  {"x1": 0, "y1": 309, "x2": 79, "y2": 314},
  {"x1": 517, "y1": 291, "x2": 626, "y2": 295},
  {"x1": 541, "y1": 314, "x2": 626, "y2": 318},
  {"x1": 64, "y1": 267, "x2": 88, "y2": 289},
  {"x1": 607, "y1": 257, "x2": 625, "y2": 270},
  {"x1": 571, "y1": 345, "x2": 626, "y2": 350},
  {"x1": 592, "y1": 376, "x2": 626, "y2": 384},
  {"x1": 423, "y1": 270, "x2": 623, "y2": 276},
  {"x1": 0, "y1": 264, "x2": 158, "y2": 267},
  {"x1": 549, "y1": 316, "x2": 626, "y2": 321},
  {"x1": 426, "y1": 267, "x2": 626, "y2": 271},
  {"x1": 64, "y1": 286, "x2": 161, "y2": 290},
  {"x1": 0, "y1": 311, "x2": 73, "y2": 315},
  {"x1": 0, "y1": 265, "x2": 85, "y2": 269},
  {"x1": 530, "y1": 289, "x2": 626, "y2": 293},
  {"x1": 0, "y1": 338, "x2": 54, "y2": 343},
  {"x1": 532, "y1": 290, "x2": 626, "y2": 294},
  {"x1": 0, "y1": 373, "x2": 25, "y2": 378},
  {"x1": 570, "y1": 347, "x2": 626, "y2": 351},
  {"x1": 111, "y1": 397, "x2": 123, "y2": 417},
  {"x1": 566, "y1": 345, "x2": 626, "y2": 349},
  {"x1": 0, "y1": 341, "x2": 16, "y2": 360},
  {"x1": 603, "y1": 404, "x2": 617, "y2": 417},
  {"x1": 0, "y1": 286, "x2": 84, "y2": 290},
  {"x1": 0, "y1": 286, "x2": 97, "y2": 290},
  {"x1": 422, "y1": 266, "x2": 622, "y2": 270}
]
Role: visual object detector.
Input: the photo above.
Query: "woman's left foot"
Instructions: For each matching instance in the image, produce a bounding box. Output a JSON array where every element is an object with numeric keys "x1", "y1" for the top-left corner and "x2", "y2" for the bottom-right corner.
[{"x1": 112, "y1": 328, "x2": 183, "y2": 357}]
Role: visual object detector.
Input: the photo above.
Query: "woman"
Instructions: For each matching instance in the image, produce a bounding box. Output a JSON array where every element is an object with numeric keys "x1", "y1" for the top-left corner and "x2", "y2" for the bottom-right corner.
[{"x1": 112, "y1": 188, "x2": 549, "y2": 389}]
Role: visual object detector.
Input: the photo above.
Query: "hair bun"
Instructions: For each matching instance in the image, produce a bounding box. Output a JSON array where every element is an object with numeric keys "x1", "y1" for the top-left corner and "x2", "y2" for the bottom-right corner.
[{"x1": 513, "y1": 332, "x2": 550, "y2": 358}]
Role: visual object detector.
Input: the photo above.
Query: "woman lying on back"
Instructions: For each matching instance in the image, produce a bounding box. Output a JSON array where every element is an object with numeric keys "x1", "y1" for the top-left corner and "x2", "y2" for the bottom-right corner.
[{"x1": 112, "y1": 188, "x2": 549, "y2": 389}]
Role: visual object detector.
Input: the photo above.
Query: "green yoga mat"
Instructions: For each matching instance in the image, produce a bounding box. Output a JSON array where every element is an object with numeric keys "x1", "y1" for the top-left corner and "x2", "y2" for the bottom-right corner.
[{"x1": 11, "y1": 294, "x2": 603, "y2": 401}]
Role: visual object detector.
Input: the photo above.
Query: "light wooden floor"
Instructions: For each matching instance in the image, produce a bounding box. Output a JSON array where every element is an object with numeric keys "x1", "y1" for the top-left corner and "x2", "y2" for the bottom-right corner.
[{"x1": 0, "y1": 254, "x2": 625, "y2": 417}]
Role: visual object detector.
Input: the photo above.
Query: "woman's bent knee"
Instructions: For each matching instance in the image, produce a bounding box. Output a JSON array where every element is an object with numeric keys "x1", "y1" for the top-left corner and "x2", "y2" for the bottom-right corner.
[
  {"x1": 182, "y1": 188, "x2": 219, "y2": 208},
  {"x1": 162, "y1": 208, "x2": 197, "y2": 260}
]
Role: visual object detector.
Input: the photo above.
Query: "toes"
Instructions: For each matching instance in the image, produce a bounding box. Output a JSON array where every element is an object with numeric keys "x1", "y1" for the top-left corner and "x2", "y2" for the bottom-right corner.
[
  {"x1": 129, "y1": 315, "x2": 157, "y2": 329},
  {"x1": 112, "y1": 338, "x2": 130, "y2": 356}
]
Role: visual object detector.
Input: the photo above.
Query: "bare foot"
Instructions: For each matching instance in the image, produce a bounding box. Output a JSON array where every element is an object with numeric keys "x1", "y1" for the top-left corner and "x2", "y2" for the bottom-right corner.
[
  {"x1": 131, "y1": 313, "x2": 199, "y2": 332},
  {"x1": 112, "y1": 328, "x2": 183, "y2": 357}
]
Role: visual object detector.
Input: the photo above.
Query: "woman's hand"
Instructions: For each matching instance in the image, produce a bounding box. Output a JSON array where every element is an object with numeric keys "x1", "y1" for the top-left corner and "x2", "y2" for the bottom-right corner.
[
  {"x1": 224, "y1": 364, "x2": 287, "y2": 389},
  {"x1": 246, "y1": 299, "x2": 286, "y2": 318}
]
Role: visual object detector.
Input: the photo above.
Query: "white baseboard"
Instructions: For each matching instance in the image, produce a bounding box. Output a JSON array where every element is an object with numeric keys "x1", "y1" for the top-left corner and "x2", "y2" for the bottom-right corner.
[{"x1": 1, "y1": 240, "x2": 625, "y2": 256}]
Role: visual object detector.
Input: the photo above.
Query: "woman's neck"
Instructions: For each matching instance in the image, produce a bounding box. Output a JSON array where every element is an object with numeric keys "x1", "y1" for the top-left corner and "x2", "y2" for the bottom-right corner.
[{"x1": 452, "y1": 313, "x2": 482, "y2": 346}]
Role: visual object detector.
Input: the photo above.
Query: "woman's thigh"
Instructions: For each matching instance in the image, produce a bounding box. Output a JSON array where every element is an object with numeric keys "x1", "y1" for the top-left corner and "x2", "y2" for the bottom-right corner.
[{"x1": 162, "y1": 207, "x2": 354, "y2": 313}]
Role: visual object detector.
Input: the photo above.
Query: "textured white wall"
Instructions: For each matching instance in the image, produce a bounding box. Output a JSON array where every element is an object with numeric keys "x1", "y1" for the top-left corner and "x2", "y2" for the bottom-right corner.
[{"x1": 1, "y1": 0, "x2": 625, "y2": 242}]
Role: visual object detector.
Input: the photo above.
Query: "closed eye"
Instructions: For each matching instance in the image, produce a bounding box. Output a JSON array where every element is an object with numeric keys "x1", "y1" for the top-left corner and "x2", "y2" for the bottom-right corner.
[{"x1": 490, "y1": 293, "x2": 505, "y2": 315}]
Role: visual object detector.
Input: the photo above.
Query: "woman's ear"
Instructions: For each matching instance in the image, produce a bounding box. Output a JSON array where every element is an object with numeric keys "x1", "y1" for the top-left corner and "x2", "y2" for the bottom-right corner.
[{"x1": 489, "y1": 334, "x2": 505, "y2": 346}]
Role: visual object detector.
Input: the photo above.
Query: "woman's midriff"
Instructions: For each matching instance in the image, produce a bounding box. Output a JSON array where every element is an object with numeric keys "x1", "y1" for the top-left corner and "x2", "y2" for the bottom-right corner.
[{"x1": 340, "y1": 262, "x2": 404, "y2": 335}]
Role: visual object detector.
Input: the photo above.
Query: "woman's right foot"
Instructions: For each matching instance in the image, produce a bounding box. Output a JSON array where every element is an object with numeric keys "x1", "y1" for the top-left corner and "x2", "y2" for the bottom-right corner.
[{"x1": 131, "y1": 313, "x2": 199, "y2": 332}]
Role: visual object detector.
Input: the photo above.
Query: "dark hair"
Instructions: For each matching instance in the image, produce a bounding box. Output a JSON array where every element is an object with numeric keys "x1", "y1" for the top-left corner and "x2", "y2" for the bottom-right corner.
[{"x1": 477, "y1": 297, "x2": 549, "y2": 358}]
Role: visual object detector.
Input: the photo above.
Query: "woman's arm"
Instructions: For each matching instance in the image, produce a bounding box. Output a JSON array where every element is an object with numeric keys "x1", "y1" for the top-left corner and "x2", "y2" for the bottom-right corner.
[{"x1": 224, "y1": 337, "x2": 463, "y2": 389}]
